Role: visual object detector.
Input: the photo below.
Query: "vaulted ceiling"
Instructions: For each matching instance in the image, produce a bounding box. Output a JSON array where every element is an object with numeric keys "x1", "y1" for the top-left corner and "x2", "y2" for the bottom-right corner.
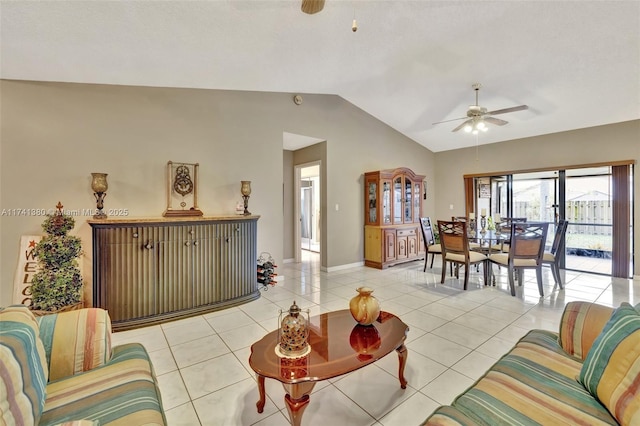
[{"x1": 2, "y1": 1, "x2": 638, "y2": 152}]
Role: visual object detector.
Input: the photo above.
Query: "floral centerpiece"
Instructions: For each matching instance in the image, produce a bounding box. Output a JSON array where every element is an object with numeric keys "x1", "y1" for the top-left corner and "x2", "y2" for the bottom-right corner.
[{"x1": 29, "y1": 202, "x2": 83, "y2": 313}]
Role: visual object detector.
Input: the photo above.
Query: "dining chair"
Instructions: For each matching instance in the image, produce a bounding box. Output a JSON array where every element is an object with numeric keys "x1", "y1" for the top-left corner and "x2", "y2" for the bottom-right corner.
[
  {"x1": 488, "y1": 222, "x2": 549, "y2": 296},
  {"x1": 491, "y1": 217, "x2": 527, "y2": 253},
  {"x1": 543, "y1": 220, "x2": 569, "y2": 287},
  {"x1": 451, "y1": 216, "x2": 482, "y2": 251},
  {"x1": 437, "y1": 220, "x2": 489, "y2": 290},
  {"x1": 419, "y1": 217, "x2": 442, "y2": 271}
]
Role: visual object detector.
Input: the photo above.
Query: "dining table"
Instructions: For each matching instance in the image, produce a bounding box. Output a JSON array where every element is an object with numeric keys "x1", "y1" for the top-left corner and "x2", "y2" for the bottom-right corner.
[{"x1": 467, "y1": 228, "x2": 510, "y2": 285}]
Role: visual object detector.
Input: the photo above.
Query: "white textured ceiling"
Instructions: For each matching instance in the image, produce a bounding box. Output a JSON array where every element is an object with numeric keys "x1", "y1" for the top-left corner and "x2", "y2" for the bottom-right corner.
[{"x1": 1, "y1": 1, "x2": 639, "y2": 152}]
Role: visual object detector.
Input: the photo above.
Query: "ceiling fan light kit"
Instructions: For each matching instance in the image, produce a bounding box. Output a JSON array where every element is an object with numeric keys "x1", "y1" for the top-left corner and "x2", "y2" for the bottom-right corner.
[{"x1": 434, "y1": 83, "x2": 528, "y2": 135}]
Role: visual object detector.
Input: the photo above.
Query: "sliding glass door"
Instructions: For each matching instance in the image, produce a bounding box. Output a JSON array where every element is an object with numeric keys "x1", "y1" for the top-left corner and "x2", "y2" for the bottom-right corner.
[
  {"x1": 511, "y1": 171, "x2": 558, "y2": 222},
  {"x1": 467, "y1": 163, "x2": 633, "y2": 277},
  {"x1": 564, "y1": 167, "x2": 613, "y2": 274}
]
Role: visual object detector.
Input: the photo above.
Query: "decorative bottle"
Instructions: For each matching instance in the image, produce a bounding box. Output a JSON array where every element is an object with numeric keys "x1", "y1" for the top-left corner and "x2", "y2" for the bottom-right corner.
[{"x1": 349, "y1": 287, "x2": 381, "y2": 326}]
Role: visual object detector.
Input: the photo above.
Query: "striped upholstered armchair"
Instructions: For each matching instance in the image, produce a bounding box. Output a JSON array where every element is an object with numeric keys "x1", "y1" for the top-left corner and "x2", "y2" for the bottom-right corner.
[{"x1": 0, "y1": 305, "x2": 166, "y2": 425}]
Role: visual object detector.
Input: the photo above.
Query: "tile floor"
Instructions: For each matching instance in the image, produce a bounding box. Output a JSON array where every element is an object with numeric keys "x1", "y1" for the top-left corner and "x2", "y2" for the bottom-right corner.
[{"x1": 111, "y1": 252, "x2": 639, "y2": 426}]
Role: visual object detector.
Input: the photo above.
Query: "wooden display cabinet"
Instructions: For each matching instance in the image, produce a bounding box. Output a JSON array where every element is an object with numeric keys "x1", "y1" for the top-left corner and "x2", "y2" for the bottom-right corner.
[{"x1": 364, "y1": 167, "x2": 425, "y2": 269}]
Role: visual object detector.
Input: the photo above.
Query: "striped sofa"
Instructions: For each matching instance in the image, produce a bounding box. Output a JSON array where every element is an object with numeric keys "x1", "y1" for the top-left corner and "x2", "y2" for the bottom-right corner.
[
  {"x1": 423, "y1": 301, "x2": 640, "y2": 426},
  {"x1": 0, "y1": 305, "x2": 166, "y2": 425}
]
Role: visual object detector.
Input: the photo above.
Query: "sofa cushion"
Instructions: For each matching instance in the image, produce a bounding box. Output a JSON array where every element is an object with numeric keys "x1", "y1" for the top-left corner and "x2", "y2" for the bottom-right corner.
[
  {"x1": 450, "y1": 330, "x2": 618, "y2": 425},
  {"x1": 37, "y1": 308, "x2": 112, "y2": 381},
  {"x1": 578, "y1": 302, "x2": 640, "y2": 425},
  {"x1": 559, "y1": 301, "x2": 615, "y2": 361},
  {"x1": 0, "y1": 306, "x2": 49, "y2": 425},
  {"x1": 422, "y1": 405, "x2": 482, "y2": 425},
  {"x1": 40, "y1": 343, "x2": 166, "y2": 426}
]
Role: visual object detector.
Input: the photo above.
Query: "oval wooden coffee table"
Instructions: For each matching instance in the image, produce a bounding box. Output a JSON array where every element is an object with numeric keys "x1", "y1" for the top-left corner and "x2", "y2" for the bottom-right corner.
[{"x1": 249, "y1": 310, "x2": 409, "y2": 426}]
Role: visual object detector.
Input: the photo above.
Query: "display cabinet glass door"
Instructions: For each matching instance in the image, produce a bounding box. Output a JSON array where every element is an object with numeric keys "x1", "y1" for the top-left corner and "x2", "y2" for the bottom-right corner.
[
  {"x1": 367, "y1": 181, "x2": 377, "y2": 224},
  {"x1": 404, "y1": 179, "x2": 413, "y2": 222},
  {"x1": 413, "y1": 182, "x2": 421, "y2": 222},
  {"x1": 382, "y1": 181, "x2": 391, "y2": 224},
  {"x1": 393, "y1": 177, "x2": 403, "y2": 223}
]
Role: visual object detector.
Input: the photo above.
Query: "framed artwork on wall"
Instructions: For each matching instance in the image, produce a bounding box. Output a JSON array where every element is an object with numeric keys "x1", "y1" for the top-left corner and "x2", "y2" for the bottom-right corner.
[{"x1": 479, "y1": 183, "x2": 491, "y2": 198}]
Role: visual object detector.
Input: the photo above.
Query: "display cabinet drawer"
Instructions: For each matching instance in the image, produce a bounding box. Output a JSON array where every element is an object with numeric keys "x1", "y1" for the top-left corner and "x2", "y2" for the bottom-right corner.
[{"x1": 396, "y1": 229, "x2": 416, "y2": 237}]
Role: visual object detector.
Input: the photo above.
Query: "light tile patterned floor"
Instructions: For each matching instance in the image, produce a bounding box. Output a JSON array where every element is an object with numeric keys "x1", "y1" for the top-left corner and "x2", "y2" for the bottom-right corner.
[{"x1": 111, "y1": 252, "x2": 640, "y2": 426}]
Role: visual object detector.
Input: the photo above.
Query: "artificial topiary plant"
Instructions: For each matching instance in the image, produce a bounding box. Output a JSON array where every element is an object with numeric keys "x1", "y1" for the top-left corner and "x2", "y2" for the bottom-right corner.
[{"x1": 29, "y1": 202, "x2": 83, "y2": 312}]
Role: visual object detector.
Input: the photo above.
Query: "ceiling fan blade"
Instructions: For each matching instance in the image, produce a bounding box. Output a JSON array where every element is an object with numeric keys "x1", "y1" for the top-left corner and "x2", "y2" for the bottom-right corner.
[
  {"x1": 452, "y1": 119, "x2": 472, "y2": 132},
  {"x1": 433, "y1": 116, "x2": 468, "y2": 125},
  {"x1": 484, "y1": 117, "x2": 508, "y2": 126},
  {"x1": 301, "y1": 0, "x2": 325, "y2": 14},
  {"x1": 487, "y1": 105, "x2": 528, "y2": 115}
]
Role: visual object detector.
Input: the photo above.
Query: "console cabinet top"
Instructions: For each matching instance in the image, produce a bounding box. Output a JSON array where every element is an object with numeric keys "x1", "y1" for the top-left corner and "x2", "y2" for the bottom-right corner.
[{"x1": 88, "y1": 215, "x2": 260, "y2": 227}]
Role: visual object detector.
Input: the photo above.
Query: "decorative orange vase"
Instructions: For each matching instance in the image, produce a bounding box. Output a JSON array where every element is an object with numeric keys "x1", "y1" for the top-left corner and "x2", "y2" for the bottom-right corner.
[{"x1": 349, "y1": 287, "x2": 381, "y2": 326}]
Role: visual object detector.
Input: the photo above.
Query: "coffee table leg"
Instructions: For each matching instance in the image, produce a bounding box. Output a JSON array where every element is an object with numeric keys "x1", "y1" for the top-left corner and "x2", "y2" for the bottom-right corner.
[
  {"x1": 282, "y1": 382, "x2": 316, "y2": 426},
  {"x1": 256, "y1": 374, "x2": 266, "y2": 413},
  {"x1": 396, "y1": 344, "x2": 408, "y2": 389}
]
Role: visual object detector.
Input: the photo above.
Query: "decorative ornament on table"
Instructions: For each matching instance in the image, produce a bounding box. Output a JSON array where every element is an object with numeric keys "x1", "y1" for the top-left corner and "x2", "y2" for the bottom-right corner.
[
  {"x1": 349, "y1": 287, "x2": 381, "y2": 326},
  {"x1": 29, "y1": 202, "x2": 83, "y2": 314},
  {"x1": 235, "y1": 200, "x2": 245, "y2": 215},
  {"x1": 241, "y1": 180, "x2": 252, "y2": 215},
  {"x1": 91, "y1": 173, "x2": 108, "y2": 219},
  {"x1": 277, "y1": 301, "x2": 311, "y2": 358},
  {"x1": 163, "y1": 161, "x2": 203, "y2": 217}
]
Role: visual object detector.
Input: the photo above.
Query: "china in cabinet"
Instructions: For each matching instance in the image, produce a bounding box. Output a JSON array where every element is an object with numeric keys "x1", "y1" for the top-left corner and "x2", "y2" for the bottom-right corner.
[{"x1": 364, "y1": 167, "x2": 425, "y2": 269}]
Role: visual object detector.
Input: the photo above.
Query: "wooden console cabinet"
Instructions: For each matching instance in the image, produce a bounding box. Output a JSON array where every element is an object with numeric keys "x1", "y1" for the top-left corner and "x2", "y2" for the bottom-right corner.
[
  {"x1": 364, "y1": 168, "x2": 425, "y2": 269},
  {"x1": 89, "y1": 216, "x2": 259, "y2": 330}
]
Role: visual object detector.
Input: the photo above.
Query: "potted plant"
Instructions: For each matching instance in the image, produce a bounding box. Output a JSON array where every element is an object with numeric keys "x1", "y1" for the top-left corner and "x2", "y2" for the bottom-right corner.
[{"x1": 29, "y1": 202, "x2": 83, "y2": 314}]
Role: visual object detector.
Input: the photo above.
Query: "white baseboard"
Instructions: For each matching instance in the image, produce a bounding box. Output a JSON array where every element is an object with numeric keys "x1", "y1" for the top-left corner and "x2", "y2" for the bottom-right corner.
[
  {"x1": 323, "y1": 261, "x2": 365, "y2": 273},
  {"x1": 282, "y1": 258, "x2": 295, "y2": 264}
]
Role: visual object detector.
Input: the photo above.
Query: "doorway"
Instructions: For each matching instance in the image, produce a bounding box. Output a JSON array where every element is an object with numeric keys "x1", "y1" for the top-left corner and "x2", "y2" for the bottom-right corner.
[{"x1": 294, "y1": 161, "x2": 321, "y2": 262}]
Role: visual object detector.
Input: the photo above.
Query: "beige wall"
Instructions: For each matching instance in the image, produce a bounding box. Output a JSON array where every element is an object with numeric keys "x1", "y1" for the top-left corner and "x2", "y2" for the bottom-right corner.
[
  {"x1": 4, "y1": 80, "x2": 633, "y2": 307},
  {"x1": 433, "y1": 120, "x2": 640, "y2": 276},
  {"x1": 0, "y1": 80, "x2": 434, "y2": 305}
]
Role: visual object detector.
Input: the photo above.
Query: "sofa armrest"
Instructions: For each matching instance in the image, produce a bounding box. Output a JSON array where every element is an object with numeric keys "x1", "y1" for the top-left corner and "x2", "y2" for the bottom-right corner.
[
  {"x1": 37, "y1": 308, "x2": 112, "y2": 381},
  {"x1": 558, "y1": 301, "x2": 614, "y2": 361}
]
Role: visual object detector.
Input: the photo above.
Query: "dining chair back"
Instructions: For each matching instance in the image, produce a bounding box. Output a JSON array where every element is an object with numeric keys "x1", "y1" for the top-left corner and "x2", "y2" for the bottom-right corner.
[
  {"x1": 543, "y1": 220, "x2": 569, "y2": 287},
  {"x1": 493, "y1": 217, "x2": 528, "y2": 252},
  {"x1": 437, "y1": 220, "x2": 488, "y2": 290},
  {"x1": 489, "y1": 222, "x2": 549, "y2": 296},
  {"x1": 497, "y1": 217, "x2": 527, "y2": 232},
  {"x1": 419, "y1": 217, "x2": 442, "y2": 271}
]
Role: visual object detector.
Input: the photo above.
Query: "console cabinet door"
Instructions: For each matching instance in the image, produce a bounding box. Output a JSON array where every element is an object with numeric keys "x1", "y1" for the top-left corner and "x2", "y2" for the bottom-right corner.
[
  {"x1": 95, "y1": 226, "x2": 158, "y2": 323},
  {"x1": 217, "y1": 220, "x2": 257, "y2": 302}
]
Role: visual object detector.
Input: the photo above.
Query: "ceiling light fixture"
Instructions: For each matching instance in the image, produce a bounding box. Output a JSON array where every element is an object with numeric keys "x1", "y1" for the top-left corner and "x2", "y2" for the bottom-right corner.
[{"x1": 464, "y1": 118, "x2": 488, "y2": 135}]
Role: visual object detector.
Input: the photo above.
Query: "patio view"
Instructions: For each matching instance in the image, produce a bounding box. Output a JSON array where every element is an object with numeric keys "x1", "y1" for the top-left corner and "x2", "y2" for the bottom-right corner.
[{"x1": 481, "y1": 166, "x2": 633, "y2": 277}]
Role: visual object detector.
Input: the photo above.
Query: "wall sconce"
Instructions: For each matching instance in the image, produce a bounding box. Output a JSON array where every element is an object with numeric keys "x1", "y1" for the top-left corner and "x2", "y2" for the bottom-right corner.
[
  {"x1": 240, "y1": 180, "x2": 252, "y2": 215},
  {"x1": 91, "y1": 173, "x2": 108, "y2": 219}
]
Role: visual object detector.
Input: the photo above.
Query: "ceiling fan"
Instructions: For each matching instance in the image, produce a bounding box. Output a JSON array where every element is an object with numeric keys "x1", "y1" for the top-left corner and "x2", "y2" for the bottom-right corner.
[
  {"x1": 301, "y1": 0, "x2": 325, "y2": 14},
  {"x1": 434, "y1": 84, "x2": 528, "y2": 134}
]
